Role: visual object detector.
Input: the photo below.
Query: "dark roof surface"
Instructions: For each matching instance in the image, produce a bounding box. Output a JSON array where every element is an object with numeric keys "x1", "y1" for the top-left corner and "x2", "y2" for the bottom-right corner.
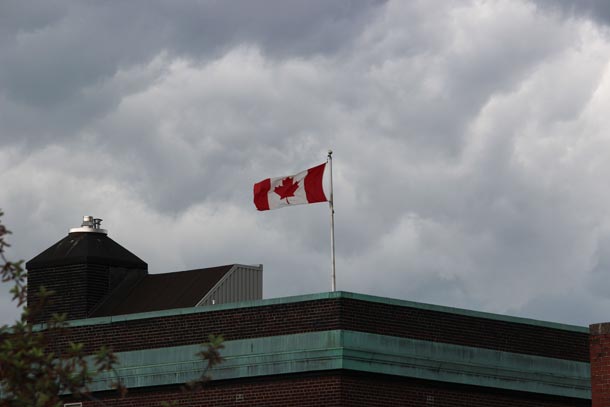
[
  {"x1": 26, "y1": 232, "x2": 147, "y2": 269},
  {"x1": 90, "y1": 265, "x2": 234, "y2": 317}
]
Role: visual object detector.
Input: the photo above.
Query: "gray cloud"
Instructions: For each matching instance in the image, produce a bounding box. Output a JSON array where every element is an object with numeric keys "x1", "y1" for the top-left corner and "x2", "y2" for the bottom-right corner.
[
  {"x1": 2, "y1": 0, "x2": 610, "y2": 327},
  {"x1": 533, "y1": 0, "x2": 610, "y2": 25},
  {"x1": 0, "y1": 0, "x2": 383, "y2": 146}
]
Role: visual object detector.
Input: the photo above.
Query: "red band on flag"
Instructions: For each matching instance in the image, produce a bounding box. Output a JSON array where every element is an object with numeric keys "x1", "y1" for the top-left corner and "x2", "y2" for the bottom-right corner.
[
  {"x1": 253, "y1": 162, "x2": 328, "y2": 211},
  {"x1": 304, "y1": 163, "x2": 327, "y2": 203},
  {"x1": 253, "y1": 178, "x2": 271, "y2": 211}
]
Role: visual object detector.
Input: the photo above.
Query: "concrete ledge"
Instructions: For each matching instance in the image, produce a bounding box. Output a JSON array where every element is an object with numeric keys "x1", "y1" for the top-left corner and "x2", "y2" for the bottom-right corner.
[{"x1": 91, "y1": 330, "x2": 590, "y2": 399}]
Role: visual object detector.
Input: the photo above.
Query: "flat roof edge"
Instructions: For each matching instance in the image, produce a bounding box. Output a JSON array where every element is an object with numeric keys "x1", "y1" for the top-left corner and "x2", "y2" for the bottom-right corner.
[{"x1": 64, "y1": 290, "x2": 588, "y2": 333}]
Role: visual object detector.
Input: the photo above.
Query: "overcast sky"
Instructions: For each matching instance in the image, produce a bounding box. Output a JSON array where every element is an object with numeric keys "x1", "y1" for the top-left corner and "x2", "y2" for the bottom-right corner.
[{"x1": 2, "y1": 0, "x2": 610, "y2": 327}]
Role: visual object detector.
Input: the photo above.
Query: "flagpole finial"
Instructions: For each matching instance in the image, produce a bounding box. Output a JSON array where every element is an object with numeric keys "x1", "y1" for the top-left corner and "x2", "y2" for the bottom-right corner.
[{"x1": 328, "y1": 149, "x2": 332, "y2": 157}]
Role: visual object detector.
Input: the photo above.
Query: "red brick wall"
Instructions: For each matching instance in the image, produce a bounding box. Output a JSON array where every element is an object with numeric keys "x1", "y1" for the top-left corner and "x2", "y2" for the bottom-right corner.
[
  {"x1": 57, "y1": 299, "x2": 342, "y2": 354},
  {"x1": 341, "y1": 298, "x2": 588, "y2": 361},
  {"x1": 28, "y1": 264, "x2": 146, "y2": 324},
  {"x1": 28, "y1": 264, "x2": 121, "y2": 323},
  {"x1": 79, "y1": 373, "x2": 343, "y2": 407},
  {"x1": 74, "y1": 371, "x2": 589, "y2": 407},
  {"x1": 28, "y1": 264, "x2": 100, "y2": 323},
  {"x1": 590, "y1": 322, "x2": 610, "y2": 407},
  {"x1": 341, "y1": 372, "x2": 589, "y2": 407},
  {"x1": 57, "y1": 297, "x2": 588, "y2": 362}
]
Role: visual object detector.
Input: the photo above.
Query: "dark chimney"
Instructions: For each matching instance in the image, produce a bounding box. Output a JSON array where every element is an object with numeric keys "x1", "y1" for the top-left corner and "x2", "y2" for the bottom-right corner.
[{"x1": 26, "y1": 216, "x2": 147, "y2": 323}]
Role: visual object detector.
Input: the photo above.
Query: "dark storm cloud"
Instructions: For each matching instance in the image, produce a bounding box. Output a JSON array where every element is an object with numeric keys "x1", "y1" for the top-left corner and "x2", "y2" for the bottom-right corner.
[
  {"x1": 2, "y1": 0, "x2": 610, "y2": 327},
  {"x1": 533, "y1": 0, "x2": 610, "y2": 25},
  {"x1": 0, "y1": 0, "x2": 383, "y2": 146}
]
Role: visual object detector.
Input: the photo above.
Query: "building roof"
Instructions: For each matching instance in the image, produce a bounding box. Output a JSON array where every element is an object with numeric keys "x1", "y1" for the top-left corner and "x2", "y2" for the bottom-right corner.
[
  {"x1": 90, "y1": 265, "x2": 234, "y2": 317},
  {"x1": 63, "y1": 291, "x2": 590, "y2": 401},
  {"x1": 26, "y1": 232, "x2": 147, "y2": 269}
]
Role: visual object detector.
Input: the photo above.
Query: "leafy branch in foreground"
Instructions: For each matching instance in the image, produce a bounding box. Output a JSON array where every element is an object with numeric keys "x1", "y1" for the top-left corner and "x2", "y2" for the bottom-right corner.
[
  {"x1": 160, "y1": 334, "x2": 225, "y2": 407},
  {"x1": 0, "y1": 211, "x2": 224, "y2": 407},
  {"x1": 0, "y1": 210, "x2": 125, "y2": 407},
  {"x1": 187, "y1": 334, "x2": 225, "y2": 389}
]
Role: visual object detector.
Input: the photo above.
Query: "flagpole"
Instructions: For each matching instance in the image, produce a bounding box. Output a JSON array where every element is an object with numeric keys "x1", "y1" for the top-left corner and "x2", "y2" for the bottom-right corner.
[{"x1": 328, "y1": 150, "x2": 336, "y2": 292}]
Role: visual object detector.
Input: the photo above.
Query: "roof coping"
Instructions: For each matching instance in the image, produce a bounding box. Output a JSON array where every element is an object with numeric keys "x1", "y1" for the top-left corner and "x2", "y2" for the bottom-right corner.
[{"x1": 63, "y1": 289, "x2": 588, "y2": 333}]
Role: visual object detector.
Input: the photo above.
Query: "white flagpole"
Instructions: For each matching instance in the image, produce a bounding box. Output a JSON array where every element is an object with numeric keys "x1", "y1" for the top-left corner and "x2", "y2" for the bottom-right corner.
[{"x1": 328, "y1": 150, "x2": 336, "y2": 292}]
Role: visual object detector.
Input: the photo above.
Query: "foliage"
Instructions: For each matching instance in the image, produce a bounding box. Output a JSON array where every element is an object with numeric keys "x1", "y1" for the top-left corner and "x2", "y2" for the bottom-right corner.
[
  {"x1": 0, "y1": 211, "x2": 224, "y2": 406},
  {"x1": 187, "y1": 334, "x2": 225, "y2": 389},
  {"x1": 0, "y1": 210, "x2": 126, "y2": 406},
  {"x1": 160, "y1": 334, "x2": 225, "y2": 407}
]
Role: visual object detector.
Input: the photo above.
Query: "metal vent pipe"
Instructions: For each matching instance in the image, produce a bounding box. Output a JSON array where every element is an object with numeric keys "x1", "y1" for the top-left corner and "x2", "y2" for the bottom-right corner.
[{"x1": 69, "y1": 216, "x2": 108, "y2": 234}]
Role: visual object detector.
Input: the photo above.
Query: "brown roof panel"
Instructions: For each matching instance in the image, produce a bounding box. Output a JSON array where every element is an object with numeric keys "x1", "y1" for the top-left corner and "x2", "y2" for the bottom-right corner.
[{"x1": 91, "y1": 265, "x2": 233, "y2": 317}]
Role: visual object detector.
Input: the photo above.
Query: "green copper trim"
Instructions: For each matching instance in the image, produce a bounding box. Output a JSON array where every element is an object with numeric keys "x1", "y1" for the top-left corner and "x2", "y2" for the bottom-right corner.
[
  {"x1": 66, "y1": 291, "x2": 588, "y2": 333},
  {"x1": 90, "y1": 330, "x2": 590, "y2": 399}
]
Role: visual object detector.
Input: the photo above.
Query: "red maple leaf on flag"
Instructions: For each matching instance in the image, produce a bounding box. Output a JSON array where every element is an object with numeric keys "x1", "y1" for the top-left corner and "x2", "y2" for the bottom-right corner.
[{"x1": 274, "y1": 177, "x2": 299, "y2": 203}]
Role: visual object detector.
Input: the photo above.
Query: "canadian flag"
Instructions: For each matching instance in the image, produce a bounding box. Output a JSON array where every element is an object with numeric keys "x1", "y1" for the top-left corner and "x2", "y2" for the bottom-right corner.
[{"x1": 253, "y1": 163, "x2": 328, "y2": 211}]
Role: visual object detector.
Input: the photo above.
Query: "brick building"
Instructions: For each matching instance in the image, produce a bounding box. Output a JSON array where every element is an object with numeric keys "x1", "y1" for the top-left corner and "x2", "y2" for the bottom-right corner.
[{"x1": 24, "y1": 217, "x2": 610, "y2": 406}]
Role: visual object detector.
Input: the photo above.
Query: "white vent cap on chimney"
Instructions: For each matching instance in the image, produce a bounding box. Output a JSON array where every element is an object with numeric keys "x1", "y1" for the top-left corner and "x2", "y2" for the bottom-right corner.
[{"x1": 69, "y1": 216, "x2": 108, "y2": 234}]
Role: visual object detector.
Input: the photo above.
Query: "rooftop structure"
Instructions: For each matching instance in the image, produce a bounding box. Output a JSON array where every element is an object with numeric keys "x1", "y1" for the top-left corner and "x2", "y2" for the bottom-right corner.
[
  {"x1": 25, "y1": 216, "x2": 261, "y2": 323},
  {"x1": 22, "y1": 216, "x2": 610, "y2": 406}
]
